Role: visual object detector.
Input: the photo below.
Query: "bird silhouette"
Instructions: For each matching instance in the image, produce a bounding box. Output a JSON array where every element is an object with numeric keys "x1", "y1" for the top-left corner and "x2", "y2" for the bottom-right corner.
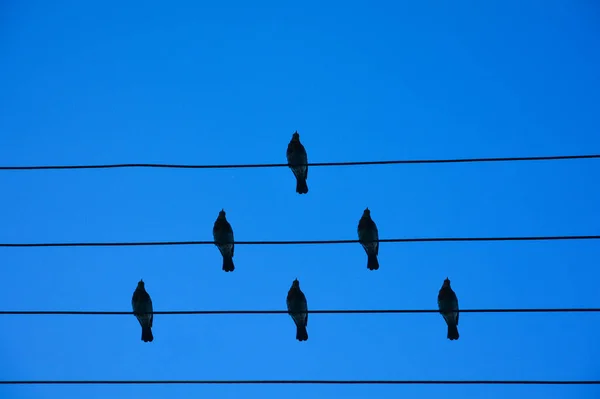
[
  {"x1": 286, "y1": 131, "x2": 309, "y2": 194},
  {"x1": 132, "y1": 279, "x2": 154, "y2": 342},
  {"x1": 357, "y1": 207, "x2": 380, "y2": 270},
  {"x1": 286, "y1": 279, "x2": 308, "y2": 341},
  {"x1": 213, "y1": 209, "x2": 235, "y2": 272},
  {"x1": 437, "y1": 277, "x2": 459, "y2": 340}
]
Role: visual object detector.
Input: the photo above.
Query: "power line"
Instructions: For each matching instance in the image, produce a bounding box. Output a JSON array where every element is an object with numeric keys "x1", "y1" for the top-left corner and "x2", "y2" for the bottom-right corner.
[
  {"x1": 0, "y1": 379, "x2": 596, "y2": 385},
  {"x1": 0, "y1": 235, "x2": 598, "y2": 247},
  {"x1": 1, "y1": 154, "x2": 599, "y2": 171},
  {"x1": 1, "y1": 308, "x2": 598, "y2": 315}
]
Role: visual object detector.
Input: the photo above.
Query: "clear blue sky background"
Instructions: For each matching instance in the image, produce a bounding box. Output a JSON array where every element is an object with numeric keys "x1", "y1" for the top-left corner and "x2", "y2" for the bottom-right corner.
[{"x1": 1, "y1": 1, "x2": 599, "y2": 398}]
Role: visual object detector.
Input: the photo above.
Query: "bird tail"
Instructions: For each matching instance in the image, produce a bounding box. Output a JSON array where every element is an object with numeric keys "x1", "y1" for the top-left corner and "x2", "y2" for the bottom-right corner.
[
  {"x1": 447, "y1": 324, "x2": 459, "y2": 340},
  {"x1": 222, "y1": 256, "x2": 235, "y2": 272},
  {"x1": 295, "y1": 178, "x2": 309, "y2": 194},
  {"x1": 141, "y1": 326, "x2": 154, "y2": 342},
  {"x1": 367, "y1": 253, "x2": 379, "y2": 270},
  {"x1": 296, "y1": 325, "x2": 308, "y2": 341}
]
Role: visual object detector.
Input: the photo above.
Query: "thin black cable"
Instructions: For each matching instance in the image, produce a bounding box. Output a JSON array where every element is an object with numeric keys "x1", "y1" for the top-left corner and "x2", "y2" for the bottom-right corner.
[
  {"x1": 1, "y1": 154, "x2": 599, "y2": 170},
  {"x1": 0, "y1": 235, "x2": 599, "y2": 247},
  {"x1": 1, "y1": 308, "x2": 598, "y2": 315},
  {"x1": 0, "y1": 379, "x2": 596, "y2": 385}
]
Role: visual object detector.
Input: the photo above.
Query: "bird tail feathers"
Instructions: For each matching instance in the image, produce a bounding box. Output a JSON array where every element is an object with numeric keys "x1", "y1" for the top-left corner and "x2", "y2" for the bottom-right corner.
[
  {"x1": 296, "y1": 178, "x2": 309, "y2": 194},
  {"x1": 296, "y1": 325, "x2": 308, "y2": 341},
  {"x1": 367, "y1": 253, "x2": 379, "y2": 270},
  {"x1": 141, "y1": 326, "x2": 154, "y2": 342},
  {"x1": 447, "y1": 324, "x2": 459, "y2": 340},
  {"x1": 222, "y1": 256, "x2": 235, "y2": 272}
]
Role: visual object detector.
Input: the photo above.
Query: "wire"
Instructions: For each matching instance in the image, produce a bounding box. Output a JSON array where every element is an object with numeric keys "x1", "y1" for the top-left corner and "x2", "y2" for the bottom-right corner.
[
  {"x1": 2, "y1": 155, "x2": 596, "y2": 388},
  {"x1": 1, "y1": 308, "x2": 598, "y2": 315},
  {"x1": 0, "y1": 235, "x2": 598, "y2": 247},
  {"x1": 0, "y1": 379, "x2": 596, "y2": 385},
  {"x1": 1, "y1": 154, "x2": 599, "y2": 171}
]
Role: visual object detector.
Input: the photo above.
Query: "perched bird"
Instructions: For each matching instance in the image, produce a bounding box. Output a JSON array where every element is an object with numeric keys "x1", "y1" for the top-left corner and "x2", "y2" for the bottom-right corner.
[
  {"x1": 131, "y1": 279, "x2": 154, "y2": 343},
  {"x1": 357, "y1": 207, "x2": 380, "y2": 270},
  {"x1": 437, "y1": 277, "x2": 459, "y2": 340},
  {"x1": 286, "y1": 279, "x2": 308, "y2": 341},
  {"x1": 213, "y1": 209, "x2": 235, "y2": 272},
  {"x1": 286, "y1": 131, "x2": 309, "y2": 194}
]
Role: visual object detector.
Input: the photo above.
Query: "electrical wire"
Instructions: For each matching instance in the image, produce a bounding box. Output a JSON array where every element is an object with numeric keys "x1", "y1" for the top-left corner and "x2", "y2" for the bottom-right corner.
[
  {"x1": 0, "y1": 379, "x2": 597, "y2": 385},
  {"x1": 0, "y1": 154, "x2": 598, "y2": 171},
  {"x1": 2, "y1": 154, "x2": 597, "y2": 389},
  {"x1": 1, "y1": 308, "x2": 598, "y2": 315},
  {"x1": 0, "y1": 235, "x2": 598, "y2": 247}
]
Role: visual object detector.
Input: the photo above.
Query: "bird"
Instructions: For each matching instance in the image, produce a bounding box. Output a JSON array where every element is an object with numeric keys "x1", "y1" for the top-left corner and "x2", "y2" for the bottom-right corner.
[
  {"x1": 286, "y1": 278, "x2": 308, "y2": 341},
  {"x1": 131, "y1": 279, "x2": 154, "y2": 343},
  {"x1": 437, "y1": 277, "x2": 459, "y2": 340},
  {"x1": 213, "y1": 209, "x2": 235, "y2": 272},
  {"x1": 286, "y1": 131, "x2": 309, "y2": 194},
  {"x1": 357, "y1": 207, "x2": 380, "y2": 270}
]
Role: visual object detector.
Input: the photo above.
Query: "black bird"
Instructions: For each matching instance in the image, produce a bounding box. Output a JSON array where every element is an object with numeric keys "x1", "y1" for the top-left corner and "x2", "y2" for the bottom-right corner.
[
  {"x1": 286, "y1": 279, "x2": 308, "y2": 341},
  {"x1": 437, "y1": 277, "x2": 460, "y2": 340},
  {"x1": 357, "y1": 208, "x2": 380, "y2": 270},
  {"x1": 286, "y1": 131, "x2": 309, "y2": 194},
  {"x1": 132, "y1": 279, "x2": 154, "y2": 342},
  {"x1": 213, "y1": 209, "x2": 235, "y2": 272}
]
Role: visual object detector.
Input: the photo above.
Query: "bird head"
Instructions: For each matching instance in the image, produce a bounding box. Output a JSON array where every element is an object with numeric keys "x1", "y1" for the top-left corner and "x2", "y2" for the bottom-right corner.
[
  {"x1": 291, "y1": 131, "x2": 300, "y2": 141},
  {"x1": 137, "y1": 279, "x2": 145, "y2": 288},
  {"x1": 442, "y1": 277, "x2": 451, "y2": 288},
  {"x1": 218, "y1": 209, "x2": 226, "y2": 218},
  {"x1": 291, "y1": 278, "x2": 300, "y2": 289},
  {"x1": 363, "y1": 207, "x2": 371, "y2": 216}
]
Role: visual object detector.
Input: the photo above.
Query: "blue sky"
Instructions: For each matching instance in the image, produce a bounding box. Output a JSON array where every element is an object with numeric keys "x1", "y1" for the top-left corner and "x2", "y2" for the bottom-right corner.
[{"x1": 1, "y1": 0, "x2": 599, "y2": 398}]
